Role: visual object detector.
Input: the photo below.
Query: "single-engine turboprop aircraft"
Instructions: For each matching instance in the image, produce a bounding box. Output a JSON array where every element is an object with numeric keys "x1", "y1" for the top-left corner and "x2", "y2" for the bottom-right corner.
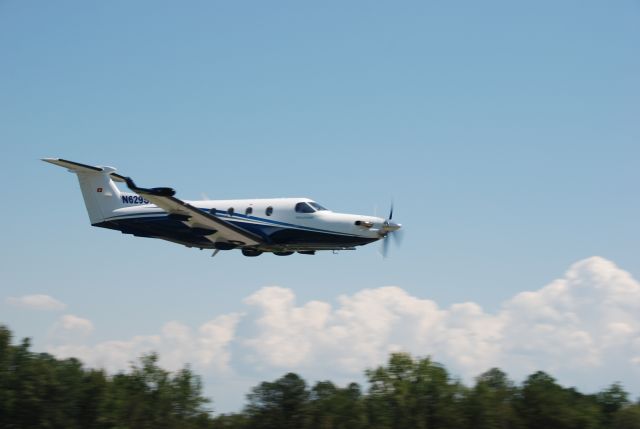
[{"x1": 43, "y1": 158, "x2": 402, "y2": 257}]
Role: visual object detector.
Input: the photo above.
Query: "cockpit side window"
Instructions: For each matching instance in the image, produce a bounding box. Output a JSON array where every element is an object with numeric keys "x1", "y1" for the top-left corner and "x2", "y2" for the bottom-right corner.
[{"x1": 295, "y1": 202, "x2": 315, "y2": 213}]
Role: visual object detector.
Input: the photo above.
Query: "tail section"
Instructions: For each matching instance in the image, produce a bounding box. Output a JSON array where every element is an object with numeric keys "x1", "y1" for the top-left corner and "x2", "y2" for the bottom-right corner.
[{"x1": 43, "y1": 158, "x2": 129, "y2": 224}]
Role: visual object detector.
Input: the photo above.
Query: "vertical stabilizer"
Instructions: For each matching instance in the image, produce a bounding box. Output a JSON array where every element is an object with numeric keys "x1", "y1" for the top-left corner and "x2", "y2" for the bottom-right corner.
[{"x1": 42, "y1": 159, "x2": 127, "y2": 224}]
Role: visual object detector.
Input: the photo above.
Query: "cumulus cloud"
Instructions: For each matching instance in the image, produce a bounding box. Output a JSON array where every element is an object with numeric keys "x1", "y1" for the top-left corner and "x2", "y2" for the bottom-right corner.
[
  {"x1": 44, "y1": 256, "x2": 640, "y2": 399},
  {"x1": 48, "y1": 314, "x2": 95, "y2": 344},
  {"x1": 241, "y1": 257, "x2": 640, "y2": 388},
  {"x1": 6, "y1": 294, "x2": 66, "y2": 311},
  {"x1": 242, "y1": 285, "x2": 502, "y2": 376},
  {"x1": 59, "y1": 314, "x2": 94, "y2": 335},
  {"x1": 498, "y1": 257, "x2": 640, "y2": 378},
  {"x1": 47, "y1": 313, "x2": 241, "y2": 374}
]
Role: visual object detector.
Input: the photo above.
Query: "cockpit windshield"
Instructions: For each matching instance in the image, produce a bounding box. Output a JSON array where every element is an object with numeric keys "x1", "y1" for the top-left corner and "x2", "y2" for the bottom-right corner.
[
  {"x1": 295, "y1": 201, "x2": 329, "y2": 213},
  {"x1": 309, "y1": 201, "x2": 327, "y2": 211},
  {"x1": 295, "y1": 202, "x2": 315, "y2": 213}
]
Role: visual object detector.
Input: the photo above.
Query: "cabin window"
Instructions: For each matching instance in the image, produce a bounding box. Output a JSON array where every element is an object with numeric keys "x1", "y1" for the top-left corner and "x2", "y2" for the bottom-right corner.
[
  {"x1": 295, "y1": 202, "x2": 315, "y2": 213},
  {"x1": 245, "y1": 207, "x2": 253, "y2": 215},
  {"x1": 228, "y1": 207, "x2": 234, "y2": 216},
  {"x1": 266, "y1": 206, "x2": 273, "y2": 216}
]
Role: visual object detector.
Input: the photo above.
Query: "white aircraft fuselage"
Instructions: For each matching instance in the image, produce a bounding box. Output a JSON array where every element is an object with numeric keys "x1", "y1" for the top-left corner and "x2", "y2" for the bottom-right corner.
[{"x1": 44, "y1": 158, "x2": 402, "y2": 257}]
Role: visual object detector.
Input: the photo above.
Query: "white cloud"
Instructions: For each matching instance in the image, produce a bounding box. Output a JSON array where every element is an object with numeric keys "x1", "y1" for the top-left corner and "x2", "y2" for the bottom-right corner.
[
  {"x1": 242, "y1": 285, "x2": 502, "y2": 376},
  {"x1": 240, "y1": 257, "x2": 640, "y2": 388},
  {"x1": 47, "y1": 313, "x2": 242, "y2": 374},
  {"x1": 44, "y1": 256, "x2": 640, "y2": 404},
  {"x1": 48, "y1": 314, "x2": 94, "y2": 343},
  {"x1": 59, "y1": 314, "x2": 94, "y2": 335},
  {"x1": 48, "y1": 336, "x2": 162, "y2": 372},
  {"x1": 498, "y1": 257, "x2": 640, "y2": 376},
  {"x1": 6, "y1": 294, "x2": 66, "y2": 311}
]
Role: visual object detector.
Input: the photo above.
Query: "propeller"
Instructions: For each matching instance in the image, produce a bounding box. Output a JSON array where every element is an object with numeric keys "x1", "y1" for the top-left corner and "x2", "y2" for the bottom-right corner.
[{"x1": 379, "y1": 202, "x2": 403, "y2": 258}]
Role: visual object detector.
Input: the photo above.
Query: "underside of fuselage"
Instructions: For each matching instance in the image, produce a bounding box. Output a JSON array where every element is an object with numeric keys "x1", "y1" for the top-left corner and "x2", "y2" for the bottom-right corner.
[{"x1": 93, "y1": 215, "x2": 377, "y2": 252}]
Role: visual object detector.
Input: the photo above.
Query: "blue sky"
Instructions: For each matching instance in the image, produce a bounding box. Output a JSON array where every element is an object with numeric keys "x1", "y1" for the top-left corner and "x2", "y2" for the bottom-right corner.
[{"x1": 1, "y1": 0, "x2": 639, "y2": 412}]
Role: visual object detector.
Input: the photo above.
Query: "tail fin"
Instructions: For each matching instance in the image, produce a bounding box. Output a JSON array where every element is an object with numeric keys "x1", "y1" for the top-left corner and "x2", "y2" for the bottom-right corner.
[{"x1": 43, "y1": 158, "x2": 129, "y2": 224}]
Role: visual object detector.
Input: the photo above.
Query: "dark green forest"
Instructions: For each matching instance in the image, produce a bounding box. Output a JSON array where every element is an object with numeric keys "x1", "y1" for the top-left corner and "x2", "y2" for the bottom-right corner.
[{"x1": 1, "y1": 325, "x2": 639, "y2": 429}]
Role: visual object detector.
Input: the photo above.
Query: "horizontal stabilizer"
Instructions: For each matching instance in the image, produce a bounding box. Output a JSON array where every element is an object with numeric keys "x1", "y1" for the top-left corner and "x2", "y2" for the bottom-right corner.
[
  {"x1": 42, "y1": 158, "x2": 103, "y2": 173},
  {"x1": 42, "y1": 158, "x2": 126, "y2": 182}
]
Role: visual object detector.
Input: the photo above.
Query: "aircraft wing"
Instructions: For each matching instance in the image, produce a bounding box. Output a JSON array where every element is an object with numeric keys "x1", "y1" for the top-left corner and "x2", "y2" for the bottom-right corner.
[{"x1": 123, "y1": 177, "x2": 263, "y2": 247}]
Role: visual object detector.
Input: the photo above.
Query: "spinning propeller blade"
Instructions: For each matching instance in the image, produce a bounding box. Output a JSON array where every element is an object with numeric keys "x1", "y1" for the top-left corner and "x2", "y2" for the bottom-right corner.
[{"x1": 379, "y1": 201, "x2": 402, "y2": 258}]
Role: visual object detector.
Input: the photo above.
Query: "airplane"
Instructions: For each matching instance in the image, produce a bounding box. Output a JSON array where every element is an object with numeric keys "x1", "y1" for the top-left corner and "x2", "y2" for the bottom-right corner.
[{"x1": 43, "y1": 158, "x2": 402, "y2": 257}]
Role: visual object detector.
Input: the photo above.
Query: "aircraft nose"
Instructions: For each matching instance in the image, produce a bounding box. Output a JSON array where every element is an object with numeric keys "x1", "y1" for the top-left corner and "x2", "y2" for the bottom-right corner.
[
  {"x1": 387, "y1": 221, "x2": 401, "y2": 231},
  {"x1": 381, "y1": 221, "x2": 401, "y2": 232}
]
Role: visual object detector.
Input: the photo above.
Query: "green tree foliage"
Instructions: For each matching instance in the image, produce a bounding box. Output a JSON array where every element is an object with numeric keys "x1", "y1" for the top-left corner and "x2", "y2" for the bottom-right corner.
[
  {"x1": 463, "y1": 368, "x2": 522, "y2": 429},
  {"x1": 365, "y1": 352, "x2": 465, "y2": 429},
  {"x1": 0, "y1": 325, "x2": 211, "y2": 429},
  {"x1": 245, "y1": 372, "x2": 310, "y2": 429},
  {"x1": 3, "y1": 325, "x2": 640, "y2": 429},
  {"x1": 210, "y1": 412, "x2": 249, "y2": 429},
  {"x1": 597, "y1": 382, "x2": 630, "y2": 427},
  {"x1": 98, "y1": 353, "x2": 211, "y2": 429},
  {"x1": 0, "y1": 325, "x2": 108, "y2": 429},
  {"x1": 613, "y1": 404, "x2": 640, "y2": 429},
  {"x1": 516, "y1": 371, "x2": 602, "y2": 429},
  {"x1": 308, "y1": 381, "x2": 366, "y2": 429}
]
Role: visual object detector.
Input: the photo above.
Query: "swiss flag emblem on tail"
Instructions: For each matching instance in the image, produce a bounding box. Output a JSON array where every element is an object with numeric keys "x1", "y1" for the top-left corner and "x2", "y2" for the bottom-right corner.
[{"x1": 97, "y1": 187, "x2": 103, "y2": 193}]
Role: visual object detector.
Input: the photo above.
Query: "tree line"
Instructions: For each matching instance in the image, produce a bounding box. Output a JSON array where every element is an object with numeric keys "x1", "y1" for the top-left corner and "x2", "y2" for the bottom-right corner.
[{"x1": 1, "y1": 325, "x2": 639, "y2": 429}]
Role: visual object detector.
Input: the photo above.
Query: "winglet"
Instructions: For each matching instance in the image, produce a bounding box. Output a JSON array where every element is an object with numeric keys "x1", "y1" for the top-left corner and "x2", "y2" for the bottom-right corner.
[{"x1": 124, "y1": 176, "x2": 176, "y2": 197}]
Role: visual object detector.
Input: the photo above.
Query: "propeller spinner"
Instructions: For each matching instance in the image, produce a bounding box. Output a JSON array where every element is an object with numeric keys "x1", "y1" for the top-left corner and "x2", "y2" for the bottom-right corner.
[{"x1": 379, "y1": 203, "x2": 403, "y2": 257}]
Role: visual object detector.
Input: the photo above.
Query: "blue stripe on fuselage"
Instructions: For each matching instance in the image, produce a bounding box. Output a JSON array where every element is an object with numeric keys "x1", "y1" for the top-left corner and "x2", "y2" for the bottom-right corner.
[
  {"x1": 105, "y1": 207, "x2": 360, "y2": 238},
  {"x1": 95, "y1": 213, "x2": 374, "y2": 248}
]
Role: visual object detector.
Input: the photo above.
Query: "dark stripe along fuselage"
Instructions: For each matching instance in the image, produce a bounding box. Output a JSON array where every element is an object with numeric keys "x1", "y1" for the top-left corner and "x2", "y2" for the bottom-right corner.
[{"x1": 94, "y1": 212, "x2": 376, "y2": 251}]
